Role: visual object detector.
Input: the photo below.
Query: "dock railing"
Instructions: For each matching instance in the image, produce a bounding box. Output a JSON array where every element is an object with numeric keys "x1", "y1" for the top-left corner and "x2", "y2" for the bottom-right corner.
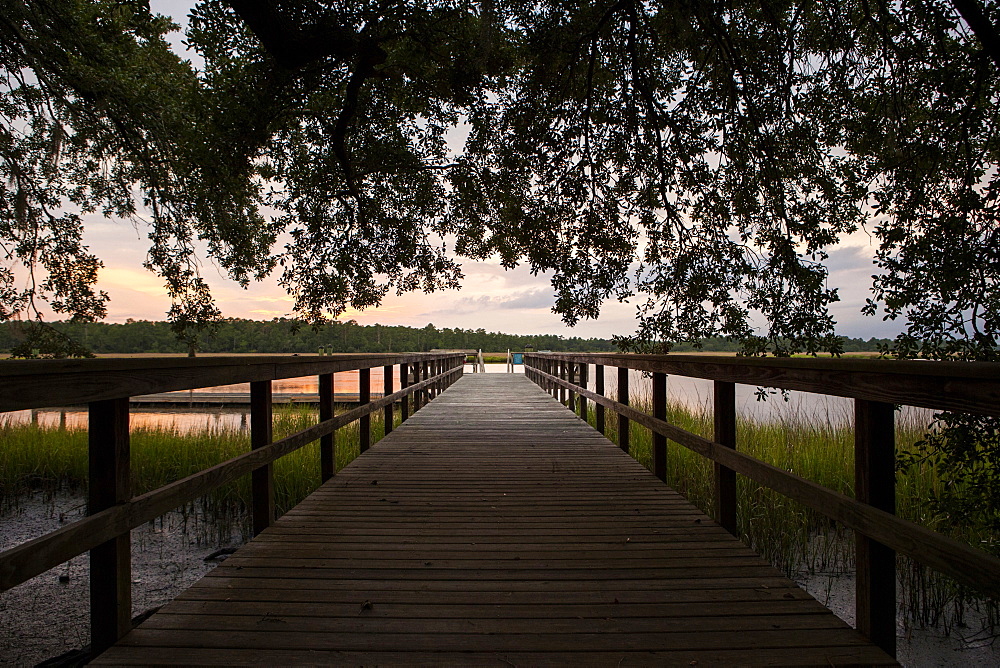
[
  {"x1": 525, "y1": 352, "x2": 1000, "y2": 658},
  {"x1": 0, "y1": 352, "x2": 464, "y2": 654}
]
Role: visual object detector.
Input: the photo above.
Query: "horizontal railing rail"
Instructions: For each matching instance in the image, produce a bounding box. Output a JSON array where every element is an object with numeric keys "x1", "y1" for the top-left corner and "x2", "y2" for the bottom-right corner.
[
  {"x1": 527, "y1": 353, "x2": 1000, "y2": 416},
  {"x1": 524, "y1": 352, "x2": 1000, "y2": 659},
  {"x1": 0, "y1": 352, "x2": 464, "y2": 656},
  {"x1": 0, "y1": 353, "x2": 462, "y2": 412}
]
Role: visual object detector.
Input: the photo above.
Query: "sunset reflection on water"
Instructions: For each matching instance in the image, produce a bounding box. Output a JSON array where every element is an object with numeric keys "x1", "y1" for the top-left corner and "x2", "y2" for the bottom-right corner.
[{"x1": 9, "y1": 407, "x2": 253, "y2": 433}]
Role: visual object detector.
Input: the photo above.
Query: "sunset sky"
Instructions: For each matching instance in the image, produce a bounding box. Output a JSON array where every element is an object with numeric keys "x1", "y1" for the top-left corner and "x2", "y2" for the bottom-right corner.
[{"x1": 75, "y1": 1, "x2": 902, "y2": 341}]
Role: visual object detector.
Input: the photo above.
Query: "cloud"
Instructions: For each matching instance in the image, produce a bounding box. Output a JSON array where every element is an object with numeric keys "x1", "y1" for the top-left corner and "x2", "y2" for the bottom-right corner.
[
  {"x1": 425, "y1": 289, "x2": 554, "y2": 316},
  {"x1": 98, "y1": 267, "x2": 168, "y2": 296},
  {"x1": 825, "y1": 245, "x2": 903, "y2": 338}
]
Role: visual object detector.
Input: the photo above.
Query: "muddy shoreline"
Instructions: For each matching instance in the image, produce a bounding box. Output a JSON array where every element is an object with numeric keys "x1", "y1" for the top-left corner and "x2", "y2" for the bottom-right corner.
[{"x1": 1, "y1": 494, "x2": 243, "y2": 666}]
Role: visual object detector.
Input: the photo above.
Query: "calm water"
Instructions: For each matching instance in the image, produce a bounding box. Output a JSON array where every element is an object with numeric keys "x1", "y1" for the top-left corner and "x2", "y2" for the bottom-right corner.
[{"x1": 2, "y1": 362, "x2": 933, "y2": 434}]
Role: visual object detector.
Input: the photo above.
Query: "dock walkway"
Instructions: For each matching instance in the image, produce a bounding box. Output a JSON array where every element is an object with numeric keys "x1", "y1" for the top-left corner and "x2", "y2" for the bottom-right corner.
[{"x1": 94, "y1": 374, "x2": 894, "y2": 665}]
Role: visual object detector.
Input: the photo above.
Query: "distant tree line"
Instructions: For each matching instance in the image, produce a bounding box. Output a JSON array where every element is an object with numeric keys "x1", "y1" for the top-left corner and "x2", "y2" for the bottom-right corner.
[
  {"x1": 670, "y1": 337, "x2": 894, "y2": 354},
  {"x1": 0, "y1": 319, "x2": 617, "y2": 354},
  {"x1": 0, "y1": 319, "x2": 893, "y2": 356}
]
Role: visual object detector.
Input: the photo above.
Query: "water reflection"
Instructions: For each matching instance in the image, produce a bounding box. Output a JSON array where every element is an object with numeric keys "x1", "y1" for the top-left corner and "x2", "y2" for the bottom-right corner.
[{"x1": 6, "y1": 407, "x2": 253, "y2": 434}]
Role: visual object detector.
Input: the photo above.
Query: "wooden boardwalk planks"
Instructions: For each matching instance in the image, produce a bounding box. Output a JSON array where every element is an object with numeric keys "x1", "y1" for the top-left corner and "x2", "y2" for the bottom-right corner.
[{"x1": 94, "y1": 374, "x2": 895, "y2": 666}]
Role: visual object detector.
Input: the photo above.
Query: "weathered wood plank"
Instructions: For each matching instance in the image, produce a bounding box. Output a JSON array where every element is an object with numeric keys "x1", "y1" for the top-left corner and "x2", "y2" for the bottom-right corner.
[
  {"x1": 94, "y1": 375, "x2": 895, "y2": 666},
  {"x1": 93, "y1": 646, "x2": 895, "y2": 667}
]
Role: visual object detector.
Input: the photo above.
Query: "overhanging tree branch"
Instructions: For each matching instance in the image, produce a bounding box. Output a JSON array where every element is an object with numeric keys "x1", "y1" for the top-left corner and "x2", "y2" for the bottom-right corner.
[
  {"x1": 225, "y1": 0, "x2": 362, "y2": 69},
  {"x1": 950, "y1": 0, "x2": 1000, "y2": 69}
]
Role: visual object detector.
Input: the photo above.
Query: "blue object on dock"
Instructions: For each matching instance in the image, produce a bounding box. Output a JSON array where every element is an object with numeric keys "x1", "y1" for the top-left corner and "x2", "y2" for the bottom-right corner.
[{"x1": 512, "y1": 353, "x2": 523, "y2": 365}]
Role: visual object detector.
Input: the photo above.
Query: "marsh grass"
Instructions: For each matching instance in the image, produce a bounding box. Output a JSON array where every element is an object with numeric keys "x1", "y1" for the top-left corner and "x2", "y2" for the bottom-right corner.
[
  {"x1": 589, "y1": 391, "x2": 998, "y2": 632},
  {"x1": 0, "y1": 403, "x2": 390, "y2": 539}
]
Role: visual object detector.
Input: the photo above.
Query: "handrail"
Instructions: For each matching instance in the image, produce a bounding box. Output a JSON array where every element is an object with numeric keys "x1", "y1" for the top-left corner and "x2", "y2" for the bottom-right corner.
[
  {"x1": 525, "y1": 352, "x2": 1000, "y2": 416},
  {"x1": 0, "y1": 353, "x2": 460, "y2": 411},
  {"x1": 0, "y1": 352, "x2": 464, "y2": 655},
  {"x1": 524, "y1": 352, "x2": 1000, "y2": 658}
]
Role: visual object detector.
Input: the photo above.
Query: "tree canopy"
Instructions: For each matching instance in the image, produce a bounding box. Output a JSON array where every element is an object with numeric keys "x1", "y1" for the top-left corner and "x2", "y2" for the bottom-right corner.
[
  {"x1": 4, "y1": 0, "x2": 1000, "y2": 531},
  {"x1": 2, "y1": 0, "x2": 999, "y2": 361}
]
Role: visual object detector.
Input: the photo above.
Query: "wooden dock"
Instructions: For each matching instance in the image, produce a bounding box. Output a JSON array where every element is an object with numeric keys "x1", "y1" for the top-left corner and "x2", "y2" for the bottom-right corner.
[{"x1": 94, "y1": 374, "x2": 894, "y2": 666}]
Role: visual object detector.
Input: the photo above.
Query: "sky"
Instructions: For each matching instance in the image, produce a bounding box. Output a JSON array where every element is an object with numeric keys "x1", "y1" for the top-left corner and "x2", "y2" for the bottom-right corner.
[{"x1": 77, "y1": 1, "x2": 903, "y2": 341}]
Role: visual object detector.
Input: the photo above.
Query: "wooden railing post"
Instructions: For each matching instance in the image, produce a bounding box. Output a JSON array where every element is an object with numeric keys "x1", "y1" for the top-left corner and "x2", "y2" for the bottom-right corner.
[
  {"x1": 578, "y1": 363, "x2": 588, "y2": 421},
  {"x1": 416, "y1": 362, "x2": 424, "y2": 410},
  {"x1": 618, "y1": 366, "x2": 629, "y2": 453},
  {"x1": 412, "y1": 364, "x2": 420, "y2": 412},
  {"x1": 88, "y1": 397, "x2": 131, "y2": 654},
  {"x1": 713, "y1": 381, "x2": 737, "y2": 536},
  {"x1": 384, "y1": 365, "x2": 394, "y2": 436},
  {"x1": 568, "y1": 362, "x2": 576, "y2": 412},
  {"x1": 595, "y1": 364, "x2": 605, "y2": 435},
  {"x1": 653, "y1": 372, "x2": 667, "y2": 482},
  {"x1": 359, "y1": 368, "x2": 371, "y2": 452},
  {"x1": 250, "y1": 380, "x2": 274, "y2": 536},
  {"x1": 559, "y1": 361, "x2": 566, "y2": 405},
  {"x1": 423, "y1": 360, "x2": 429, "y2": 406},
  {"x1": 427, "y1": 360, "x2": 435, "y2": 400},
  {"x1": 421, "y1": 361, "x2": 429, "y2": 408},
  {"x1": 855, "y1": 399, "x2": 896, "y2": 658},
  {"x1": 319, "y1": 373, "x2": 335, "y2": 482},
  {"x1": 400, "y1": 362, "x2": 409, "y2": 422}
]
